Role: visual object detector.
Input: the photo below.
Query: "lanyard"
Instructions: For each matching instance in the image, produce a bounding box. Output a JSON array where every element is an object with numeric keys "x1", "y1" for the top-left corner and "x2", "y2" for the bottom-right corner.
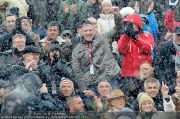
[
  {"x1": 87, "y1": 42, "x2": 94, "y2": 74},
  {"x1": 88, "y1": 42, "x2": 93, "y2": 64}
]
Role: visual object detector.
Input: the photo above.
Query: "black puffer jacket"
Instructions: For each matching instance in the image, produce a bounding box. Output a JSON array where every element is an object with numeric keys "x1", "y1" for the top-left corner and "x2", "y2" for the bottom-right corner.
[
  {"x1": 40, "y1": 58, "x2": 73, "y2": 97},
  {"x1": 153, "y1": 40, "x2": 176, "y2": 94}
]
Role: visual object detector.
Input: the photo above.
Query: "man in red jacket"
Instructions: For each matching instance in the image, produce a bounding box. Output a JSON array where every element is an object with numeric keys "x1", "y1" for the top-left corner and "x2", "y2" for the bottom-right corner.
[{"x1": 117, "y1": 14, "x2": 154, "y2": 100}]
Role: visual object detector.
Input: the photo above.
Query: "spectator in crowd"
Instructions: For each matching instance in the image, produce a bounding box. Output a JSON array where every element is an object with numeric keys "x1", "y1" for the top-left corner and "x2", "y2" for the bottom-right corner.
[
  {"x1": 117, "y1": 14, "x2": 154, "y2": 99},
  {"x1": 72, "y1": 17, "x2": 121, "y2": 92},
  {"x1": 0, "y1": 13, "x2": 16, "y2": 34},
  {"x1": 160, "y1": 73, "x2": 180, "y2": 113},
  {"x1": 61, "y1": 30, "x2": 73, "y2": 62},
  {"x1": 130, "y1": 78, "x2": 164, "y2": 111},
  {"x1": 161, "y1": 81, "x2": 176, "y2": 112},
  {"x1": 40, "y1": 44, "x2": 73, "y2": 97},
  {"x1": 20, "y1": 16, "x2": 40, "y2": 48},
  {"x1": 140, "y1": 13, "x2": 159, "y2": 45},
  {"x1": 0, "y1": 34, "x2": 26, "y2": 68},
  {"x1": 57, "y1": 0, "x2": 88, "y2": 34},
  {"x1": 55, "y1": 78, "x2": 76, "y2": 111},
  {"x1": 66, "y1": 95, "x2": 85, "y2": 116},
  {"x1": 0, "y1": 14, "x2": 35, "y2": 52},
  {"x1": 154, "y1": 26, "x2": 180, "y2": 94},
  {"x1": 140, "y1": 14, "x2": 153, "y2": 36},
  {"x1": 0, "y1": 80, "x2": 10, "y2": 111},
  {"x1": 136, "y1": 92, "x2": 159, "y2": 119},
  {"x1": 124, "y1": 62, "x2": 154, "y2": 102},
  {"x1": 97, "y1": 0, "x2": 115, "y2": 34},
  {"x1": 139, "y1": 62, "x2": 154, "y2": 81},
  {"x1": 84, "y1": 80, "x2": 112, "y2": 112},
  {"x1": 39, "y1": 21, "x2": 66, "y2": 55},
  {"x1": 100, "y1": 89, "x2": 133, "y2": 119},
  {"x1": 137, "y1": 92, "x2": 176, "y2": 119},
  {"x1": 0, "y1": 45, "x2": 41, "y2": 85},
  {"x1": 144, "y1": 79, "x2": 163, "y2": 111}
]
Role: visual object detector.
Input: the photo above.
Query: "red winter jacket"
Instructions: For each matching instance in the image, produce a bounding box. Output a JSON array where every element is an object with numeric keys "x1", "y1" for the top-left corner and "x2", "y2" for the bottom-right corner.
[
  {"x1": 117, "y1": 14, "x2": 154, "y2": 77},
  {"x1": 164, "y1": 9, "x2": 180, "y2": 32}
]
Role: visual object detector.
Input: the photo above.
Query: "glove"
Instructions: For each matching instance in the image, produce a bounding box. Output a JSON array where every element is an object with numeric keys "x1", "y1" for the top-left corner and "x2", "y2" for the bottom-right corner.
[
  {"x1": 124, "y1": 22, "x2": 135, "y2": 40},
  {"x1": 124, "y1": 22, "x2": 139, "y2": 42},
  {"x1": 169, "y1": 5, "x2": 176, "y2": 10},
  {"x1": 51, "y1": 53, "x2": 59, "y2": 66}
]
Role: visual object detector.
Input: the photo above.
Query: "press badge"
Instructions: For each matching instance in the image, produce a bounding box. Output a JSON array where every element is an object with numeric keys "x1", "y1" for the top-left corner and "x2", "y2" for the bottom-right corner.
[{"x1": 90, "y1": 64, "x2": 94, "y2": 74}]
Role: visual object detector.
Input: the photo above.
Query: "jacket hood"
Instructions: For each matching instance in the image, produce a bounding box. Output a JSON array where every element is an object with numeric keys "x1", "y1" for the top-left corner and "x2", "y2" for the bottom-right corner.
[{"x1": 123, "y1": 14, "x2": 143, "y2": 30}]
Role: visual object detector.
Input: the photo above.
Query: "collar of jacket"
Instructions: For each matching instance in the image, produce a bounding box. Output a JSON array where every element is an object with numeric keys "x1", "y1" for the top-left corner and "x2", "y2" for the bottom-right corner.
[{"x1": 99, "y1": 14, "x2": 114, "y2": 20}]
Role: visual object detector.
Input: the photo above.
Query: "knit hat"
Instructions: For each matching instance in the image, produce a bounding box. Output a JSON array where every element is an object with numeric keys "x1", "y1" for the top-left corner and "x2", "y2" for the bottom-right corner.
[
  {"x1": 138, "y1": 92, "x2": 154, "y2": 110},
  {"x1": 60, "y1": 77, "x2": 74, "y2": 91},
  {"x1": 102, "y1": 0, "x2": 112, "y2": 6},
  {"x1": 119, "y1": 7, "x2": 135, "y2": 18},
  {"x1": 22, "y1": 46, "x2": 41, "y2": 54}
]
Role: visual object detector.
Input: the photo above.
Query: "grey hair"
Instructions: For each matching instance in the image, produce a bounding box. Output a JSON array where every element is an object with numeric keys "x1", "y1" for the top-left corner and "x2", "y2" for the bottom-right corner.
[
  {"x1": 66, "y1": 95, "x2": 80, "y2": 106},
  {"x1": 12, "y1": 34, "x2": 26, "y2": 43},
  {"x1": 144, "y1": 78, "x2": 160, "y2": 90}
]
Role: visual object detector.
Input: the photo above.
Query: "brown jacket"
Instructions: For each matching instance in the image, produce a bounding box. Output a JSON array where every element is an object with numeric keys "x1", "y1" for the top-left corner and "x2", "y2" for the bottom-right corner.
[{"x1": 172, "y1": 94, "x2": 180, "y2": 112}]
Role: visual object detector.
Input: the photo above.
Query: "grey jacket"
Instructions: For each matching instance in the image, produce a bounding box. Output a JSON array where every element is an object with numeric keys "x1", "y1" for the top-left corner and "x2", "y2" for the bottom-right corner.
[{"x1": 72, "y1": 29, "x2": 121, "y2": 91}]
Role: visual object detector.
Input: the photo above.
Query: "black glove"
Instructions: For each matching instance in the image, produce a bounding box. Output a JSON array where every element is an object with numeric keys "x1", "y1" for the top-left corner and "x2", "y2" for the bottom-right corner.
[
  {"x1": 169, "y1": 5, "x2": 176, "y2": 10},
  {"x1": 51, "y1": 53, "x2": 59, "y2": 66},
  {"x1": 124, "y1": 22, "x2": 139, "y2": 41}
]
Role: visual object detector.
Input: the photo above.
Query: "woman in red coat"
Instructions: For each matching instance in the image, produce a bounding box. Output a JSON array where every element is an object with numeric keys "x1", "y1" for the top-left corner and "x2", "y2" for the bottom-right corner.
[{"x1": 117, "y1": 14, "x2": 154, "y2": 99}]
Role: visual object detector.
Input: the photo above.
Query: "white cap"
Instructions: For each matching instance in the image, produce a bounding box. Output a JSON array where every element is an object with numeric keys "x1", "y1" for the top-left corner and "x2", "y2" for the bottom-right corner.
[
  {"x1": 119, "y1": 7, "x2": 135, "y2": 18},
  {"x1": 102, "y1": 0, "x2": 112, "y2": 6}
]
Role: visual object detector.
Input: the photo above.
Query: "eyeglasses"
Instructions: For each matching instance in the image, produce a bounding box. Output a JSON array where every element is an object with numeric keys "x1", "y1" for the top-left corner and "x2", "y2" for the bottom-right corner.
[{"x1": 13, "y1": 41, "x2": 26, "y2": 44}]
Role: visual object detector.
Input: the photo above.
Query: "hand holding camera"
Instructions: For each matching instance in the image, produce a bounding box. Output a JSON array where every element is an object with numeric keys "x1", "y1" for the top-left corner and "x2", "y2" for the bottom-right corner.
[
  {"x1": 124, "y1": 22, "x2": 138, "y2": 42},
  {"x1": 51, "y1": 51, "x2": 59, "y2": 66}
]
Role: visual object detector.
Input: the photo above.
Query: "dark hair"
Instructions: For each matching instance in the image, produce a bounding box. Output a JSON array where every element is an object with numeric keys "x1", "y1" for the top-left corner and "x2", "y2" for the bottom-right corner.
[
  {"x1": 47, "y1": 21, "x2": 61, "y2": 32},
  {"x1": 19, "y1": 16, "x2": 31, "y2": 24},
  {"x1": 5, "y1": 13, "x2": 17, "y2": 19}
]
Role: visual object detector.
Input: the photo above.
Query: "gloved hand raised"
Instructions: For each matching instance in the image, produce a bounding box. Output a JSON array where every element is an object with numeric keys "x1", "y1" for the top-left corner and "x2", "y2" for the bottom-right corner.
[{"x1": 124, "y1": 22, "x2": 139, "y2": 41}]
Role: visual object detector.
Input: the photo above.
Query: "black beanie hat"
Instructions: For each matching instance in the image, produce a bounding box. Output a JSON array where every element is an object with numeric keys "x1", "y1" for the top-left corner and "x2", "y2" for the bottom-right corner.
[{"x1": 22, "y1": 45, "x2": 41, "y2": 54}]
